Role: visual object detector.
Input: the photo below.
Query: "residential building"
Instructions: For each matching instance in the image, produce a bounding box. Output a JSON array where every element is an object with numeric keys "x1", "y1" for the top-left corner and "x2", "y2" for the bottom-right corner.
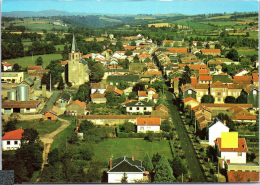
[
  {"x1": 1, "y1": 100, "x2": 40, "y2": 114},
  {"x1": 1, "y1": 72, "x2": 24, "y2": 84},
  {"x1": 151, "y1": 104, "x2": 169, "y2": 116},
  {"x1": 136, "y1": 117, "x2": 161, "y2": 133},
  {"x1": 2, "y1": 62, "x2": 12, "y2": 71},
  {"x1": 57, "y1": 92, "x2": 72, "y2": 109},
  {"x1": 66, "y1": 100, "x2": 88, "y2": 116},
  {"x1": 208, "y1": 121, "x2": 229, "y2": 146},
  {"x1": 184, "y1": 97, "x2": 200, "y2": 109},
  {"x1": 125, "y1": 101, "x2": 153, "y2": 114},
  {"x1": 107, "y1": 156, "x2": 145, "y2": 183},
  {"x1": 2, "y1": 128, "x2": 24, "y2": 151},
  {"x1": 91, "y1": 94, "x2": 107, "y2": 104},
  {"x1": 200, "y1": 49, "x2": 221, "y2": 56},
  {"x1": 43, "y1": 110, "x2": 58, "y2": 120},
  {"x1": 91, "y1": 83, "x2": 106, "y2": 94}
]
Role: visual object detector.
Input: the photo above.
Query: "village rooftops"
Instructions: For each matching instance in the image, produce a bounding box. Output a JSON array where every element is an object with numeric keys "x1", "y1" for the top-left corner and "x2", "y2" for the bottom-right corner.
[
  {"x1": 68, "y1": 100, "x2": 86, "y2": 108},
  {"x1": 215, "y1": 138, "x2": 248, "y2": 152},
  {"x1": 233, "y1": 76, "x2": 252, "y2": 84},
  {"x1": 167, "y1": 48, "x2": 188, "y2": 53},
  {"x1": 136, "y1": 117, "x2": 161, "y2": 126},
  {"x1": 2, "y1": 100, "x2": 40, "y2": 109},
  {"x1": 2, "y1": 128, "x2": 24, "y2": 140}
]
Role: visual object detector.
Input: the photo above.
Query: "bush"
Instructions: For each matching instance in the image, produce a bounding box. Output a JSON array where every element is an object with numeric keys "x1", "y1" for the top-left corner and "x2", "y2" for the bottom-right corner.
[
  {"x1": 120, "y1": 122, "x2": 135, "y2": 133},
  {"x1": 161, "y1": 120, "x2": 172, "y2": 132},
  {"x1": 145, "y1": 132, "x2": 154, "y2": 142}
]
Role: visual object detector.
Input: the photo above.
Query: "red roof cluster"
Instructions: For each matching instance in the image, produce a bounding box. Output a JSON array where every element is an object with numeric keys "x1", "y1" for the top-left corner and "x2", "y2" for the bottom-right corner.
[
  {"x1": 233, "y1": 76, "x2": 252, "y2": 84},
  {"x1": 199, "y1": 75, "x2": 212, "y2": 81},
  {"x1": 27, "y1": 65, "x2": 43, "y2": 70},
  {"x1": 2, "y1": 62, "x2": 12, "y2": 66},
  {"x1": 167, "y1": 48, "x2": 188, "y2": 53},
  {"x1": 2, "y1": 128, "x2": 24, "y2": 140}
]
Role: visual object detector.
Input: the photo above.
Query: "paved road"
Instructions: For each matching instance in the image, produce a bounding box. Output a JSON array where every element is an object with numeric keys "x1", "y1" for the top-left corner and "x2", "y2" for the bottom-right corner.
[
  {"x1": 166, "y1": 91, "x2": 207, "y2": 182},
  {"x1": 36, "y1": 117, "x2": 71, "y2": 182},
  {"x1": 41, "y1": 91, "x2": 60, "y2": 113}
]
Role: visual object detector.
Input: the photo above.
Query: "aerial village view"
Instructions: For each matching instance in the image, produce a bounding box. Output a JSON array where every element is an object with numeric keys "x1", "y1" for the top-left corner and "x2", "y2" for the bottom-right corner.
[{"x1": 1, "y1": 0, "x2": 259, "y2": 183}]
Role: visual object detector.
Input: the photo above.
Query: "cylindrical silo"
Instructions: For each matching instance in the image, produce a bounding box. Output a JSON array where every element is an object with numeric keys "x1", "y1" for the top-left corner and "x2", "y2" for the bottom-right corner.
[
  {"x1": 17, "y1": 84, "x2": 28, "y2": 101},
  {"x1": 7, "y1": 89, "x2": 16, "y2": 101}
]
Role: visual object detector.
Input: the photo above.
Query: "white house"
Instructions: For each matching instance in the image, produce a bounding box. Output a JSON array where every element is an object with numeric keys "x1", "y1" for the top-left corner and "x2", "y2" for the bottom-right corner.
[
  {"x1": 2, "y1": 62, "x2": 12, "y2": 71},
  {"x1": 91, "y1": 83, "x2": 106, "y2": 94},
  {"x1": 136, "y1": 117, "x2": 161, "y2": 133},
  {"x1": 215, "y1": 134, "x2": 247, "y2": 166},
  {"x1": 208, "y1": 121, "x2": 229, "y2": 146},
  {"x1": 2, "y1": 128, "x2": 24, "y2": 151},
  {"x1": 107, "y1": 156, "x2": 145, "y2": 183},
  {"x1": 125, "y1": 101, "x2": 153, "y2": 114}
]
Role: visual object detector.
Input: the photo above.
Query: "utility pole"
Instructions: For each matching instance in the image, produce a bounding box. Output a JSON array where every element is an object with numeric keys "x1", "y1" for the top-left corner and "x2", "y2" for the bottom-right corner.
[{"x1": 50, "y1": 73, "x2": 51, "y2": 92}]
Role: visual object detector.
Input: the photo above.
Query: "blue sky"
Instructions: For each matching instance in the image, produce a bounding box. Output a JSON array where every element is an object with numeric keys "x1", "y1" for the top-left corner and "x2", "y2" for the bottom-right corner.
[{"x1": 2, "y1": 0, "x2": 259, "y2": 15}]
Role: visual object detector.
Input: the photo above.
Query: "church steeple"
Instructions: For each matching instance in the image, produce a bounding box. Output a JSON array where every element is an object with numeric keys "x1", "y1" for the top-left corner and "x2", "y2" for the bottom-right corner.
[{"x1": 71, "y1": 34, "x2": 77, "y2": 52}]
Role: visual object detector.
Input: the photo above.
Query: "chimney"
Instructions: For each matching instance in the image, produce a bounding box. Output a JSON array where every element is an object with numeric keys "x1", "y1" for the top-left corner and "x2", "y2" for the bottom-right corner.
[
  {"x1": 132, "y1": 156, "x2": 135, "y2": 161},
  {"x1": 223, "y1": 120, "x2": 226, "y2": 125},
  {"x1": 109, "y1": 158, "x2": 113, "y2": 169}
]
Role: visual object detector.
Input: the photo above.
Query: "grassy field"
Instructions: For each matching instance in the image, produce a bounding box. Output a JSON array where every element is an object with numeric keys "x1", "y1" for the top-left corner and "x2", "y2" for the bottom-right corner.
[
  {"x1": 15, "y1": 120, "x2": 62, "y2": 136},
  {"x1": 92, "y1": 138, "x2": 173, "y2": 164},
  {"x1": 55, "y1": 44, "x2": 64, "y2": 52},
  {"x1": 3, "y1": 53, "x2": 63, "y2": 69},
  {"x1": 50, "y1": 116, "x2": 75, "y2": 151},
  {"x1": 237, "y1": 48, "x2": 258, "y2": 56}
]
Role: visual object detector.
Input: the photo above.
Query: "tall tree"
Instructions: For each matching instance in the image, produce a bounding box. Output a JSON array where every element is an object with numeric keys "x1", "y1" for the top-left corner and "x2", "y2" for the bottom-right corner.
[
  {"x1": 143, "y1": 153, "x2": 154, "y2": 172},
  {"x1": 170, "y1": 156, "x2": 187, "y2": 178},
  {"x1": 154, "y1": 156, "x2": 176, "y2": 182},
  {"x1": 35, "y1": 56, "x2": 43, "y2": 66},
  {"x1": 90, "y1": 63, "x2": 105, "y2": 82},
  {"x1": 201, "y1": 95, "x2": 215, "y2": 103},
  {"x1": 236, "y1": 90, "x2": 248, "y2": 103}
]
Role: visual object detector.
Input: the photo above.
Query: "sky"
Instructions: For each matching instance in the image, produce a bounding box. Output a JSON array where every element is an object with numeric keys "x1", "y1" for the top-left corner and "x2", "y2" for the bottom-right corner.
[{"x1": 2, "y1": 0, "x2": 259, "y2": 15}]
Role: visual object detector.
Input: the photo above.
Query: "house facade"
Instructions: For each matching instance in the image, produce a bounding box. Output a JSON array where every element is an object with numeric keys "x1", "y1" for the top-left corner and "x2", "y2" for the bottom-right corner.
[
  {"x1": 2, "y1": 128, "x2": 24, "y2": 151},
  {"x1": 66, "y1": 100, "x2": 88, "y2": 115},
  {"x1": 1, "y1": 72, "x2": 24, "y2": 84},
  {"x1": 125, "y1": 101, "x2": 153, "y2": 114},
  {"x1": 1, "y1": 100, "x2": 40, "y2": 114},
  {"x1": 107, "y1": 156, "x2": 145, "y2": 183},
  {"x1": 136, "y1": 117, "x2": 161, "y2": 133}
]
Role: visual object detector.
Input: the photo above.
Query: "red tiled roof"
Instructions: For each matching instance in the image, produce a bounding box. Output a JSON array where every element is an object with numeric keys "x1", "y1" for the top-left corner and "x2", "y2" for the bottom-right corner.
[
  {"x1": 227, "y1": 171, "x2": 259, "y2": 182},
  {"x1": 155, "y1": 104, "x2": 168, "y2": 112},
  {"x1": 201, "y1": 49, "x2": 221, "y2": 53},
  {"x1": 124, "y1": 99, "x2": 136, "y2": 104},
  {"x1": 124, "y1": 46, "x2": 136, "y2": 50},
  {"x1": 73, "y1": 100, "x2": 86, "y2": 108},
  {"x1": 178, "y1": 64, "x2": 207, "y2": 70},
  {"x1": 199, "y1": 68, "x2": 210, "y2": 75},
  {"x1": 172, "y1": 77, "x2": 181, "y2": 82},
  {"x1": 2, "y1": 128, "x2": 24, "y2": 140},
  {"x1": 114, "y1": 88, "x2": 123, "y2": 95},
  {"x1": 147, "y1": 88, "x2": 156, "y2": 92},
  {"x1": 107, "y1": 65, "x2": 123, "y2": 69},
  {"x1": 211, "y1": 81, "x2": 226, "y2": 88},
  {"x1": 191, "y1": 77, "x2": 198, "y2": 84},
  {"x1": 82, "y1": 54, "x2": 92, "y2": 59},
  {"x1": 201, "y1": 103, "x2": 252, "y2": 108},
  {"x1": 106, "y1": 85, "x2": 116, "y2": 92},
  {"x1": 233, "y1": 76, "x2": 252, "y2": 84},
  {"x1": 252, "y1": 73, "x2": 259, "y2": 82},
  {"x1": 164, "y1": 40, "x2": 173, "y2": 43},
  {"x1": 27, "y1": 65, "x2": 43, "y2": 70},
  {"x1": 167, "y1": 48, "x2": 188, "y2": 53},
  {"x1": 138, "y1": 91, "x2": 147, "y2": 97},
  {"x1": 136, "y1": 117, "x2": 161, "y2": 126},
  {"x1": 199, "y1": 75, "x2": 212, "y2": 81},
  {"x1": 184, "y1": 97, "x2": 198, "y2": 103},
  {"x1": 2, "y1": 100, "x2": 40, "y2": 109},
  {"x1": 216, "y1": 138, "x2": 248, "y2": 152},
  {"x1": 91, "y1": 94, "x2": 106, "y2": 99},
  {"x1": 153, "y1": 93, "x2": 159, "y2": 99},
  {"x1": 230, "y1": 115, "x2": 257, "y2": 121},
  {"x1": 2, "y1": 62, "x2": 12, "y2": 66},
  {"x1": 139, "y1": 45, "x2": 148, "y2": 48}
]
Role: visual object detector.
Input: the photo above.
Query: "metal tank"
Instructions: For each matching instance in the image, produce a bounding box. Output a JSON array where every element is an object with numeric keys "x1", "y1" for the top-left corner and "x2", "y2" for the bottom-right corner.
[
  {"x1": 17, "y1": 84, "x2": 28, "y2": 101},
  {"x1": 7, "y1": 89, "x2": 16, "y2": 101}
]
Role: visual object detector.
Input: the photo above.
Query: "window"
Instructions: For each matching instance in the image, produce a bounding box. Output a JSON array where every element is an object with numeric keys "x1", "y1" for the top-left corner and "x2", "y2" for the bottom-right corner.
[
  {"x1": 14, "y1": 141, "x2": 18, "y2": 145},
  {"x1": 129, "y1": 107, "x2": 132, "y2": 110},
  {"x1": 217, "y1": 92, "x2": 221, "y2": 96},
  {"x1": 228, "y1": 92, "x2": 231, "y2": 96},
  {"x1": 188, "y1": 90, "x2": 192, "y2": 94},
  {"x1": 7, "y1": 141, "x2": 10, "y2": 145},
  {"x1": 144, "y1": 107, "x2": 147, "y2": 111},
  {"x1": 140, "y1": 127, "x2": 144, "y2": 130},
  {"x1": 253, "y1": 90, "x2": 257, "y2": 95},
  {"x1": 218, "y1": 98, "x2": 221, "y2": 102},
  {"x1": 137, "y1": 107, "x2": 139, "y2": 110},
  {"x1": 238, "y1": 152, "x2": 242, "y2": 156}
]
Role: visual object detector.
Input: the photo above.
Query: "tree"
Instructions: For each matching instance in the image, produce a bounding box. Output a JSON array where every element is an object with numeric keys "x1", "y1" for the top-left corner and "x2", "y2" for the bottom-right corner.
[
  {"x1": 125, "y1": 50, "x2": 133, "y2": 56},
  {"x1": 224, "y1": 96, "x2": 236, "y2": 103},
  {"x1": 226, "y1": 49, "x2": 238, "y2": 61},
  {"x1": 90, "y1": 63, "x2": 105, "y2": 82},
  {"x1": 67, "y1": 133, "x2": 79, "y2": 144},
  {"x1": 35, "y1": 56, "x2": 43, "y2": 66},
  {"x1": 22, "y1": 128, "x2": 39, "y2": 144},
  {"x1": 3, "y1": 119, "x2": 17, "y2": 132},
  {"x1": 215, "y1": 113, "x2": 235, "y2": 131},
  {"x1": 121, "y1": 173, "x2": 128, "y2": 183},
  {"x1": 180, "y1": 66, "x2": 191, "y2": 85},
  {"x1": 121, "y1": 122, "x2": 135, "y2": 133},
  {"x1": 161, "y1": 120, "x2": 172, "y2": 132},
  {"x1": 118, "y1": 81, "x2": 130, "y2": 90},
  {"x1": 201, "y1": 95, "x2": 214, "y2": 103},
  {"x1": 48, "y1": 148, "x2": 60, "y2": 165},
  {"x1": 170, "y1": 156, "x2": 187, "y2": 178},
  {"x1": 130, "y1": 40, "x2": 136, "y2": 46},
  {"x1": 236, "y1": 90, "x2": 248, "y2": 103},
  {"x1": 143, "y1": 153, "x2": 154, "y2": 172},
  {"x1": 85, "y1": 161, "x2": 103, "y2": 182},
  {"x1": 57, "y1": 78, "x2": 65, "y2": 90},
  {"x1": 74, "y1": 82, "x2": 91, "y2": 102},
  {"x1": 105, "y1": 92, "x2": 119, "y2": 106},
  {"x1": 13, "y1": 63, "x2": 21, "y2": 72},
  {"x1": 154, "y1": 156, "x2": 176, "y2": 182},
  {"x1": 79, "y1": 120, "x2": 95, "y2": 132},
  {"x1": 79, "y1": 147, "x2": 94, "y2": 161},
  {"x1": 152, "y1": 153, "x2": 162, "y2": 168},
  {"x1": 128, "y1": 91, "x2": 137, "y2": 100}
]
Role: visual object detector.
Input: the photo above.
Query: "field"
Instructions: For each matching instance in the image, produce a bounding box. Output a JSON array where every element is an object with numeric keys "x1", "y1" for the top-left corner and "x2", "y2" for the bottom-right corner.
[
  {"x1": 237, "y1": 48, "x2": 258, "y2": 56},
  {"x1": 15, "y1": 120, "x2": 62, "y2": 136},
  {"x1": 92, "y1": 138, "x2": 173, "y2": 164},
  {"x1": 3, "y1": 53, "x2": 63, "y2": 69}
]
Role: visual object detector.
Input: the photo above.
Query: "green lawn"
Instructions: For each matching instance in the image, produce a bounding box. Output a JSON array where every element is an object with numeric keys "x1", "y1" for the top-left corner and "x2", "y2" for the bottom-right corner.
[
  {"x1": 50, "y1": 116, "x2": 75, "y2": 151},
  {"x1": 237, "y1": 48, "x2": 258, "y2": 56},
  {"x1": 15, "y1": 120, "x2": 62, "y2": 136},
  {"x1": 92, "y1": 138, "x2": 173, "y2": 164},
  {"x1": 3, "y1": 53, "x2": 63, "y2": 69},
  {"x1": 55, "y1": 44, "x2": 64, "y2": 52},
  {"x1": 15, "y1": 22, "x2": 67, "y2": 31}
]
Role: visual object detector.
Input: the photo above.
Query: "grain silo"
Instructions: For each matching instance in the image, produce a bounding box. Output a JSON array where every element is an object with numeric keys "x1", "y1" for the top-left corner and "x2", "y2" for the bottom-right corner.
[
  {"x1": 7, "y1": 89, "x2": 16, "y2": 101},
  {"x1": 17, "y1": 84, "x2": 28, "y2": 101}
]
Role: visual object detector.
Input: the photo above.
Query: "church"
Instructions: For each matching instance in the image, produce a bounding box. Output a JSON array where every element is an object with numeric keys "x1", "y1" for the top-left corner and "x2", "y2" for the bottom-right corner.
[{"x1": 66, "y1": 34, "x2": 90, "y2": 86}]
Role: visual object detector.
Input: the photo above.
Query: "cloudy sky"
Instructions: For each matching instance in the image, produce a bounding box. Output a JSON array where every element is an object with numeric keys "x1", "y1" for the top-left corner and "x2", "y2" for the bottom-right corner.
[{"x1": 2, "y1": 0, "x2": 259, "y2": 15}]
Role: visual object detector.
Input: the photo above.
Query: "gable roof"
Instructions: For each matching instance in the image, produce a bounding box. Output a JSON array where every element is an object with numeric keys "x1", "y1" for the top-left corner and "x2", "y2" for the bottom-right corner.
[
  {"x1": 125, "y1": 101, "x2": 153, "y2": 107},
  {"x1": 155, "y1": 104, "x2": 168, "y2": 112},
  {"x1": 137, "y1": 117, "x2": 161, "y2": 126},
  {"x1": 209, "y1": 121, "x2": 229, "y2": 130},
  {"x1": 184, "y1": 97, "x2": 199, "y2": 103},
  {"x1": 108, "y1": 156, "x2": 144, "y2": 173},
  {"x1": 2, "y1": 62, "x2": 12, "y2": 66},
  {"x1": 201, "y1": 49, "x2": 221, "y2": 53},
  {"x1": 199, "y1": 75, "x2": 212, "y2": 81},
  {"x1": 211, "y1": 81, "x2": 226, "y2": 88},
  {"x1": 233, "y1": 76, "x2": 252, "y2": 84},
  {"x1": 114, "y1": 88, "x2": 123, "y2": 95},
  {"x1": 138, "y1": 91, "x2": 147, "y2": 97},
  {"x1": 68, "y1": 100, "x2": 86, "y2": 108},
  {"x1": 199, "y1": 68, "x2": 210, "y2": 75},
  {"x1": 215, "y1": 138, "x2": 248, "y2": 152},
  {"x1": 252, "y1": 73, "x2": 259, "y2": 82},
  {"x1": 2, "y1": 128, "x2": 24, "y2": 140}
]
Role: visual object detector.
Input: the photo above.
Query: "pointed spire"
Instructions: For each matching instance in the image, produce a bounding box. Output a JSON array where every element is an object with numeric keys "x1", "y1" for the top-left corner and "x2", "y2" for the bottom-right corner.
[{"x1": 71, "y1": 34, "x2": 77, "y2": 52}]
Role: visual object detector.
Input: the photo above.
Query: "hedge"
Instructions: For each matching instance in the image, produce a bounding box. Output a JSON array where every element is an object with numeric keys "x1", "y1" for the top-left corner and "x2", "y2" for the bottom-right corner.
[
  {"x1": 116, "y1": 125, "x2": 170, "y2": 138},
  {"x1": 169, "y1": 140, "x2": 176, "y2": 158}
]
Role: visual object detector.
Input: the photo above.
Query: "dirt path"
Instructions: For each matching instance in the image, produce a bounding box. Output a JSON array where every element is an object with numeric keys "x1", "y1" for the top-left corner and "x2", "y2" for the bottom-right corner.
[{"x1": 36, "y1": 117, "x2": 71, "y2": 182}]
